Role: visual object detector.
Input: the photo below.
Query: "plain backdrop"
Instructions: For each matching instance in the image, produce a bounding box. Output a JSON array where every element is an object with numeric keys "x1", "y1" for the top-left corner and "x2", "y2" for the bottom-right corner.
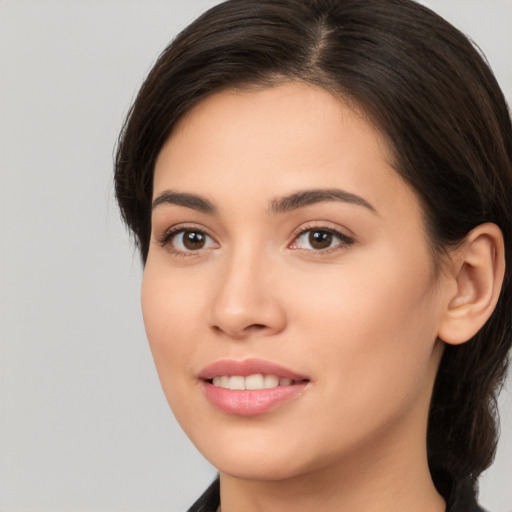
[{"x1": 0, "y1": 1, "x2": 511, "y2": 511}]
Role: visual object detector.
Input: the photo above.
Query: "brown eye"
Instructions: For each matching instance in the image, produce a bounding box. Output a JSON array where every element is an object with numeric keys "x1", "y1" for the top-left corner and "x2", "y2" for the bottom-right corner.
[
  {"x1": 182, "y1": 230, "x2": 206, "y2": 250},
  {"x1": 290, "y1": 227, "x2": 354, "y2": 252},
  {"x1": 164, "y1": 229, "x2": 217, "y2": 253},
  {"x1": 308, "y1": 230, "x2": 333, "y2": 249}
]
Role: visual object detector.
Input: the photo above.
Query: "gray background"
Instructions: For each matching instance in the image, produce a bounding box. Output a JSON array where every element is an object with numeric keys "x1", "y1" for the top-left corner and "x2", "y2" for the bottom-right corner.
[{"x1": 0, "y1": 1, "x2": 510, "y2": 511}]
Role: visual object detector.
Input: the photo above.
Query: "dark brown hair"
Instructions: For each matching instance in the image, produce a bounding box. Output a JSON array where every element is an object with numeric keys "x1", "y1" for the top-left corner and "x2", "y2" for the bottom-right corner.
[{"x1": 115, "y1": 0, "x2": 512, "y2": 493}]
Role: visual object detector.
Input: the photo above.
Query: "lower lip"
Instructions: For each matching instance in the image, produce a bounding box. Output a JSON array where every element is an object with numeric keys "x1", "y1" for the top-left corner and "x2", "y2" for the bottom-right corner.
[{"x1": 202, "y1": 381, "x2": 309, "y2": 416}]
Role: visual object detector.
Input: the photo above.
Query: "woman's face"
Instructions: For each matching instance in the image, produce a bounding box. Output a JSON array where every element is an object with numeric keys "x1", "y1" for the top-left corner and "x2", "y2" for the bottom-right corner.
[{"x1": 142, "y1": 83, "x2": 449, "y2": 481}]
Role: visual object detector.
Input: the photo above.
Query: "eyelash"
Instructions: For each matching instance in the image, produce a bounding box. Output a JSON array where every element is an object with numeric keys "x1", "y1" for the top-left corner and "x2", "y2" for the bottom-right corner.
[
  {"x1": 290, "y1": 224, "x2": 354, "y2": 254},
  {"x1": 157, "y1": 225, "x2": 217, "y2": 257},
  {"x1": 157, "y1": 224, "x2": 354, "y2": 256}
]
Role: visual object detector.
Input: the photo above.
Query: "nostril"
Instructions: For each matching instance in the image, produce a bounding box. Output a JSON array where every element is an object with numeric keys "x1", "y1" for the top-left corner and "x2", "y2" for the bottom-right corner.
[
  {"x1": 210, "y1": 322, "x2": 269, "y2": 339},
  {"x1": 247, "y1": 323, "x2": 267, "y2": 331}
]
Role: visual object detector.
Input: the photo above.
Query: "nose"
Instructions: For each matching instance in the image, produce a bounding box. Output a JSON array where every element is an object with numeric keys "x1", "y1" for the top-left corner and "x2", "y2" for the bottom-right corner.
[{"x1": 208, "y1": 248, "x2": 287, "y2": 340}]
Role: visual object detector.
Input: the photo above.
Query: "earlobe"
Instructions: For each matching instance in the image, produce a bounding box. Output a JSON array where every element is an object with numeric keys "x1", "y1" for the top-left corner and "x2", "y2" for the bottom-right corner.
[{"x1": 437, "y1": 223, "x2": 505, "y2": 346}]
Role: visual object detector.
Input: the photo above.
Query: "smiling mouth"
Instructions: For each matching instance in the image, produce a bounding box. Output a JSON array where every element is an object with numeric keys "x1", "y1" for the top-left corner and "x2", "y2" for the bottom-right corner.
[
  {"x1": 199, "y1": 359, "x2": 310, "y2": 415},
  {"x1": 209, "y1": 374, "x2": 306, "y2": 390},
  {"x1": 202, "y1": 376, "x2": 310, "y2": 415}
]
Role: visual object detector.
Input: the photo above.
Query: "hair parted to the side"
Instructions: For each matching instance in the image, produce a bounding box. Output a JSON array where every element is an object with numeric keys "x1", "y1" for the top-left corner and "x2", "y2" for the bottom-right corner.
[{"x1": 115, "y1": 0, "x2": 512, "y2": 493}]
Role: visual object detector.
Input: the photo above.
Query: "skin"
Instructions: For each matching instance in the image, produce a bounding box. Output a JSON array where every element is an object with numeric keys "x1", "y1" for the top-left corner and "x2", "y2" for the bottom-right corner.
[{"x1": 142, "y1": 82, "x2": 465, "y2": 512}]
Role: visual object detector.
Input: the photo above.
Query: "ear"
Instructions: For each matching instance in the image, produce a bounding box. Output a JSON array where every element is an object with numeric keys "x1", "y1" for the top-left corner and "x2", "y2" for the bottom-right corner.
[{"x1": 437, "y1": 223, "x2": 505, "y2": 346}]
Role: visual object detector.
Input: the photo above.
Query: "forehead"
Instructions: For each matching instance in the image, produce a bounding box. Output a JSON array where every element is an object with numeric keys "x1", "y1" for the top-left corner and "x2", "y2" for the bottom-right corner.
[
  {"x1": 154, "y1": 82, "x2": 398, "y2": 195},
  {"x1": 156, "y1": 83, "x2": 416, "y2": 218}
]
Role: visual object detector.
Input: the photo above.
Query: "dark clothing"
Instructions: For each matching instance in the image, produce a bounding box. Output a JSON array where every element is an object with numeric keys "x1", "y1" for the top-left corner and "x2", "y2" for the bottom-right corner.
[
  {"x1": 186, "y1": 476, "x2": 487, "y2": 512},
  {"x1": 186, "y1": 479, "x2": 219, "y2": 512}
]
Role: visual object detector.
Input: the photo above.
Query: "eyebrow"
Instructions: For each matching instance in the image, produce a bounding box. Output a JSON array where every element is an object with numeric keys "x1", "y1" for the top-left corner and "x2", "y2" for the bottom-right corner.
[
  {"x1": 152, "y1": 190, "x2": 216, "y2": 213},
  {"x1": 151, "y1": 187, "x2": 377, "y2": 216},
  {"x1": 269, "y1": 188, "x2": 378, "y2": 215}
]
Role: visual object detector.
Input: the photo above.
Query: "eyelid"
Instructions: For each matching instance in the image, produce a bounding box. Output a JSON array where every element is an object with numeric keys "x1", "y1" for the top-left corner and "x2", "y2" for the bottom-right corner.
[
  {"x1": 156, "y1": 223, "x2": 219, "y2": 255},
  {"x1": 288, "y1": 223, "x2": 355, "y2": 252}
]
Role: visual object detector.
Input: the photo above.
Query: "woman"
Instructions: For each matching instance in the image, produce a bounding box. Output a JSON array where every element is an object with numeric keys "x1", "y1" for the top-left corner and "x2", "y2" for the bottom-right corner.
[{"x1": 114, "y1": 1, "x2": 512, "y2": 511}]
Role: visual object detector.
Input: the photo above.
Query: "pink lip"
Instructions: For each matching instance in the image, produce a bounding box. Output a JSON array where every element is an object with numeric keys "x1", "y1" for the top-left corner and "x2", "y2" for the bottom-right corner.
[
  {"x1": 198, "y1": 358, "x2": 308, "y2": 381},
  {"x1": 198, "y1": 358, "x2": 310, "y2": 416}
]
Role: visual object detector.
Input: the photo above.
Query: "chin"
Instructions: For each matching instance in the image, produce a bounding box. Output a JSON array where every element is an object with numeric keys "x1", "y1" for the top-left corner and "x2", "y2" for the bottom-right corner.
[
  {"x1": 193, "y1": 429, "x2": 327, "y2": 483},
  {"x1": 187, "y1": 429, "x2": 293, "y2": 479},
  {"x1": 214, "y1": 456, "x2": 306, "y2": 482}
]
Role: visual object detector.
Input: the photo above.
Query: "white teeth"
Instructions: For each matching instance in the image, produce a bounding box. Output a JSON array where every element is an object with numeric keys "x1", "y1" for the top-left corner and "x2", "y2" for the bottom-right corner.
[
  {"x1": 211, "y1": 374, "x2": 296, "y2": 390},
  {"x1": 245, "y1": 373, "x2": 264, "y2": 390},
  {"x1": 229, "y1": 376, "x2": 245, "y2": 390},
  {"x1": 263, "y1": 375, "x2": 279, "y2": 388},
  {"x1": 213, "y1": 376, "x2": 231, "y2": 388}
]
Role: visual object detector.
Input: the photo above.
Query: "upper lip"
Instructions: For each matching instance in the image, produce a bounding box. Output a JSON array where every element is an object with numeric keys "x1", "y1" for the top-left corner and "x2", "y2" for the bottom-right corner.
[{"x1": 198, "y1": 358, "x2": 309, "y2": 381}]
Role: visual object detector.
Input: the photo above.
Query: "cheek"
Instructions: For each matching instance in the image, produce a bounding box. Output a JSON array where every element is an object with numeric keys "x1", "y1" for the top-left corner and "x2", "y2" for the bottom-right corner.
[
  {"x1": 289, "y1": 246, "x2": 440, "y2": 408},
  {"x1": 292, "y1": 246, "x2": 436, "y2": 337},
  {"x1": 141, "y1": 263, "x2": 205, "y2": 384},
  {"x1": 141, "y1": 256, "x2": 209, "y2": 334},
  {"x1": 140, "y1": 263, "x2": 212, "y2": 431}
]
